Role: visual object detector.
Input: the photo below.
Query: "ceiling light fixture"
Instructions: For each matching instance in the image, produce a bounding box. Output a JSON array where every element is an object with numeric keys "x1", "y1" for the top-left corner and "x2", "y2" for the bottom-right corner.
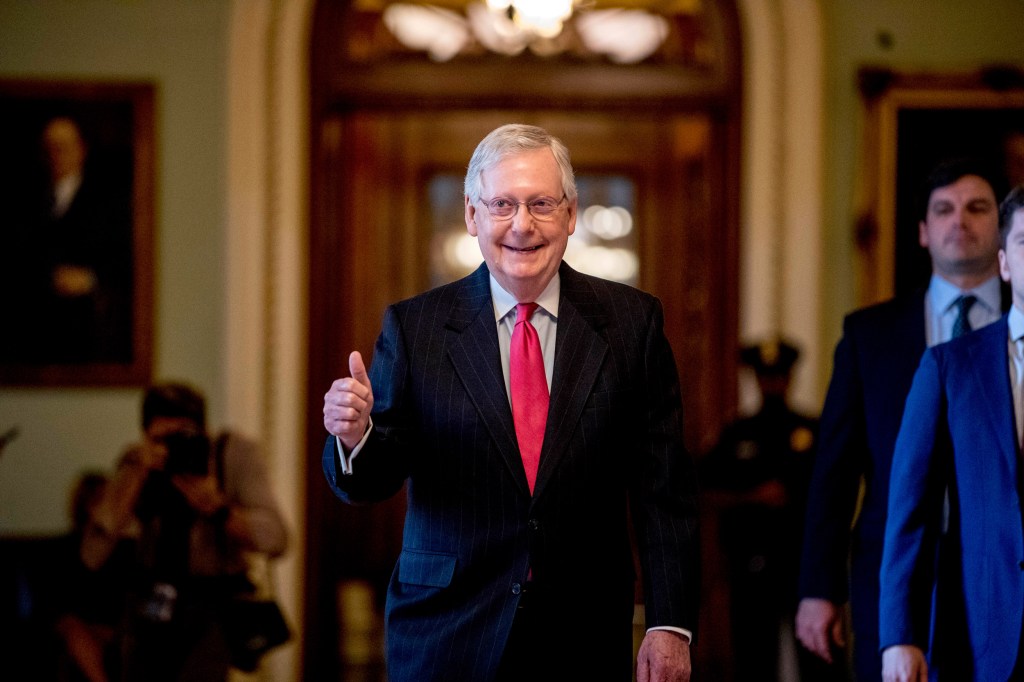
[{"x1": 382, "y1": 1, "x2": 670, "y2": 63}]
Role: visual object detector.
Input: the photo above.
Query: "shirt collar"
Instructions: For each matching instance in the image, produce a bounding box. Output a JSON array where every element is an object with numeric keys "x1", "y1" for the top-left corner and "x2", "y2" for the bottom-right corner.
[
  {"x1": 928, "y1": 273, "x2": 1001, "y2": 315},
  {"x1": 1010, "y1": 305, "x2": 1024, "y2": 343},
  {"x1": 490, "y1": 273, "x2": 561, "y2": 323}
]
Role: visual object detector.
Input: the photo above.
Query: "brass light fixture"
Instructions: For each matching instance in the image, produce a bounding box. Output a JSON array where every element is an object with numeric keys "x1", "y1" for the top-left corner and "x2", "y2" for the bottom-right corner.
[{"x1": 381, "y1": 0, "x2": 671, "y2": 63}]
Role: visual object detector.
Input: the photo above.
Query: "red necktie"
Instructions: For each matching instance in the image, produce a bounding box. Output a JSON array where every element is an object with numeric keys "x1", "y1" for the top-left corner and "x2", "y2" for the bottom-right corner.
[{"x1": 510, "y1": 302, "x2": 549, "y2": 493}]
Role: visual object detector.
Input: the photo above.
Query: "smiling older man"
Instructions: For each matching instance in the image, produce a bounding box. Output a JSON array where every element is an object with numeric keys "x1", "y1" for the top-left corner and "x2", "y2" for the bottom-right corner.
[{"x1": 321, "y1": 123, "x2": 700, "y2": 682}]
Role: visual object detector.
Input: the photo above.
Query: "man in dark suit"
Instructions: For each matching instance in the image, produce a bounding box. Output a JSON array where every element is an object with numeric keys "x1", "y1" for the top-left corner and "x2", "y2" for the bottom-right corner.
[
  {"x1": 321, "y1": 124, "x2": 699, "y2": 681},
  {"x1": 795, "y1": 158, "x2": 1006, "y2": 680},
  {"x1": 879, "y1": 185, "x2": 1024, "y2": 682}
]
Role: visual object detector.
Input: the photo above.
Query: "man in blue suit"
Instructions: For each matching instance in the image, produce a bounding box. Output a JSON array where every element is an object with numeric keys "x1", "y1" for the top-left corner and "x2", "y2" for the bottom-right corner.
[
  {"x1": 320, "y1": 124, "x2": 699, "y2": 681},
  {"x1": 880, "y1": 185, "x2": 1024, "y2": 682},
  {"x1": 796, "y1": 159, "x2": 1006, "y2": 680}
]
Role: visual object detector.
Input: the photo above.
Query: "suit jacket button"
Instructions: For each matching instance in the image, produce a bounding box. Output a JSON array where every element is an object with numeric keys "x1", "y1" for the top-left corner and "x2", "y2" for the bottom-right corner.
[
  {"x1": 511, "y1": 583, "x2": 522, "y2": 595},
  {"x1": 528, "y1": 519, "x2": 539, "y2": 531}
]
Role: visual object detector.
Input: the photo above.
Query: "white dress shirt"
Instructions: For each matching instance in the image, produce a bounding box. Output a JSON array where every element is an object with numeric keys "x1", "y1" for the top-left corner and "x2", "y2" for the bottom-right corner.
[
  {"x1": 490, "y1": 273, "x2": 558, "y2": 400},
  {"x1": 925, "y1": 273, "x2": 1002, "y2": 347},
  {"x1": 1007, "y1": 306, "x2": 1024, "y2": 445}
]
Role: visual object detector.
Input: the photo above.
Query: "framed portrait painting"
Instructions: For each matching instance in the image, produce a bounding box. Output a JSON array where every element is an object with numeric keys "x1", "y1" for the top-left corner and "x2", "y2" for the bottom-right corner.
[
  {"x1": 854, "y1": 67, "x2": 1024, "y2": 307},
  {"x1": 0, "y1": 80, "x2": 154, "y2": 386}
]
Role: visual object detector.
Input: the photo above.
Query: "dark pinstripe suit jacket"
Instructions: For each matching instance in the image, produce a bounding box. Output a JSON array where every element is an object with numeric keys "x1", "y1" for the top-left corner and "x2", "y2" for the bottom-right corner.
[{"x1": 322, "y1": 262, "x2": 699, "y2": 681}]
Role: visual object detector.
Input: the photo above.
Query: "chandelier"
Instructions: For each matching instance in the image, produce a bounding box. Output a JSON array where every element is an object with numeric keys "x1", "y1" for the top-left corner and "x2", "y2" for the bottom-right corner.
[
  {"x1": 382, "y1": 0, "x2": 671, "y2": 63},
  {"x1": 485, "y1": 0, "x2": 576, "y2": 38}
]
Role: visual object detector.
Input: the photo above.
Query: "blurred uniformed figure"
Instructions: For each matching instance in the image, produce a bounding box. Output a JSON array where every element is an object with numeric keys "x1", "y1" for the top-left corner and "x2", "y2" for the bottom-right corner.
[{"x1": 702, "y1": 339, "x2": 847, "y2": 681}]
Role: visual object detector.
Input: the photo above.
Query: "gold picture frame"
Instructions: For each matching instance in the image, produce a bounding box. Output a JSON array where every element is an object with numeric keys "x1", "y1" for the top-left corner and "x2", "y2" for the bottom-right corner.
[{"x1": 0, "y1": 79, "x2": 154, "y2": 386}]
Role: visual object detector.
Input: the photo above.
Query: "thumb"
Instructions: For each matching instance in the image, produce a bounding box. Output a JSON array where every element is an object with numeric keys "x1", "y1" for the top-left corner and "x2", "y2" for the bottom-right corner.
[{"x1": 349, "y1": 350, "x2": 370, "y2": 388}]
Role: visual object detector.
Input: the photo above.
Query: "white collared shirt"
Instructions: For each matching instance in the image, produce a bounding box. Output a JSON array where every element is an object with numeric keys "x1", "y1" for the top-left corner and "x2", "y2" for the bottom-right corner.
[
  {"x1": 490, "y1": 273, "x2": 559, "y2": 402},
  {"x1": 1007, "y1": 306, "x2": 1024, "y2": 446},
  {"x1": 925, "y1": 273, "x2": 1002, "y2": 347}
]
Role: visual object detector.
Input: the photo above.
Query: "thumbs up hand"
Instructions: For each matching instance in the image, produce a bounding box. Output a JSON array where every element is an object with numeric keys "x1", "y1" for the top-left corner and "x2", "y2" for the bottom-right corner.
[{"x1": 323, "y1": 351, "x2": 375, "y2": 451}]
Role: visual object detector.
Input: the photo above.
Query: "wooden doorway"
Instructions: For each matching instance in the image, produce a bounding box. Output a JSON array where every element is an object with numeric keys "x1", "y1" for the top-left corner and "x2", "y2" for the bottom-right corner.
[{"x1": 306, "y1": 2, "x2": 741, "y2": 679}]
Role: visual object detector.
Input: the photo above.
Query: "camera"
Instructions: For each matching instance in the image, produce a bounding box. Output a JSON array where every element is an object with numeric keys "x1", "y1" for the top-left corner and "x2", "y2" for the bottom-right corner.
[{"x1": 162, "y1": 431, "x2": 210, "y2": 476}]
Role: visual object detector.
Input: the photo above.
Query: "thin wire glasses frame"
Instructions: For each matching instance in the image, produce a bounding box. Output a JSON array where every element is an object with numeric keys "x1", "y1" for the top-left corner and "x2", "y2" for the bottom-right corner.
[{"x1": 477, "y1": 194, "x2": 568, "y2": 221}]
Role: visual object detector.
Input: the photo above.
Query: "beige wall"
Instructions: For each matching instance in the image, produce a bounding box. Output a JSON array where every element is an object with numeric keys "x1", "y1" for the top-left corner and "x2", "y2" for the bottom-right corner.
[
  {"x1": 0, "y1": 0, "x2": 231, "y2": 533},
  {"x1": 736, "y1": 0, "x2": 825, "y2": 416}
]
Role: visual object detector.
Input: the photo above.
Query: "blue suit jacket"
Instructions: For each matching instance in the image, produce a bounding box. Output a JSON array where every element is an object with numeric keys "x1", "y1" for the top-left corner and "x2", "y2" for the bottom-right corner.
[
  {"x1": 798, "y1": 292, "x2": 927, "y2": 679},
  {"x1": 322, "y1": 262, "x2": 700, "y2": 681},
  {"x1": 880, "y1": 315, "x2": 1024, "y2": 681}
]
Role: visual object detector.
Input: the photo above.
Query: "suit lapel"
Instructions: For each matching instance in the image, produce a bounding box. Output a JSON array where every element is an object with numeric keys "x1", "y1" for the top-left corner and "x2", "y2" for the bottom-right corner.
[
  {"x1": 445, "y1": 265, "x2": 529, "y2": 493},
  {"x1": 901, "y1": 291, "x2": 928, "y2": 359},
  {"x1": 969, "y1": 318, "x2": 1018, "y2": 467},
  {"x1": 878, "y1": 290, "x2": 926, "y2": 373},
  {"x1": 533, "y1": 265, "x2": 609, "y2": 500},
  {"x1": 445, "y1": 263, "x2": 611, "y2": 498}
]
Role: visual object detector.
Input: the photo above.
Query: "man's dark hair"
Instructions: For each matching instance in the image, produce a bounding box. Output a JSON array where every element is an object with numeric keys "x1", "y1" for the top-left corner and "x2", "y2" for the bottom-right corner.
[
  {"x1": 1000, "y1": 185, "x2": 1024, "y2": 246},
  {"x1": 917, "y1": 157, "x2": 1004, "y2": 222},
  {"x1": 141, "y1": 382, "x2": 206, "y2": 430}
]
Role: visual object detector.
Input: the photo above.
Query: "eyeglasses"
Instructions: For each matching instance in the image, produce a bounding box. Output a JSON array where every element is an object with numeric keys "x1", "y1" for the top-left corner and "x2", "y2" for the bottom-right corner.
[{"x1": 478, "y1": 194, "x2": 566, "y2": 221}]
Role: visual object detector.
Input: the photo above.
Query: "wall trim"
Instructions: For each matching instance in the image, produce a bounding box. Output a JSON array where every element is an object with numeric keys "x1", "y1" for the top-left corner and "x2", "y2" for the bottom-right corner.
[{"x1": 226, "y1": 1, "x2": 312, "y2": 680}]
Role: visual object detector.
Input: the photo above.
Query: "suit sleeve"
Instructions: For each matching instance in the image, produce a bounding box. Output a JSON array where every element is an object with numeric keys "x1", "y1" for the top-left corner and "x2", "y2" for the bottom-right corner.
[
  {"x1": 878, "y1": 348, "x2": 948, "y2": 651},
  {"x1": 631, "y1": 299, "x2": 701, "y2": 637},
  {"x1": 322, "y1": 304, "x2": 413, "y2": 504},
  {"x1": 798, "y1": 323, "x2": 869, "y2": 603}
]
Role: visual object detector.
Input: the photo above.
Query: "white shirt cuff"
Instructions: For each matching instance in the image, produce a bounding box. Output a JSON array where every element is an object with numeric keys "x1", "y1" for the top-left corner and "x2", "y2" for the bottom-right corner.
[
  {"x1": 334, "y1": 417, "x2": 373, "y2": 475},
  {"x1": 647, "y1": 625, "x2": 692, "y2": 644}
]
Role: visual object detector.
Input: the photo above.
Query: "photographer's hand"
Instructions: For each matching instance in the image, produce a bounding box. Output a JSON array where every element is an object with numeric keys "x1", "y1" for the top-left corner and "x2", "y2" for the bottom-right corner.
[
  {"x1": 174, "y1": 474, "x2": 261, "y2": 546},
  {"x1": 139, "y1": 436, "x2": 169, "y2": 471},
  {"x1": 81, "y1": 442, "x2": 163, "y2": 571},
  {"x1": 172, "y1": 474, "x2": 226, "y2": 517},
  {"x1": 172, "y1": 474, "x2": 258, "y2": 546}
]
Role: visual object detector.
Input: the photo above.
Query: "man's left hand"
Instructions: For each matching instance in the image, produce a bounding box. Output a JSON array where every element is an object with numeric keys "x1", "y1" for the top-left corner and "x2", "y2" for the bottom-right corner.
[{"x1": 636, "y1": 630, "x2": 691, "y2": 682}]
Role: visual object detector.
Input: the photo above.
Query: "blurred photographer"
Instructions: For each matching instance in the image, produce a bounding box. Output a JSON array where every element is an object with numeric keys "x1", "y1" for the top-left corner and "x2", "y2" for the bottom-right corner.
[{"x1": 81, "y1": 382, "x2": 288, "y2": 682}]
